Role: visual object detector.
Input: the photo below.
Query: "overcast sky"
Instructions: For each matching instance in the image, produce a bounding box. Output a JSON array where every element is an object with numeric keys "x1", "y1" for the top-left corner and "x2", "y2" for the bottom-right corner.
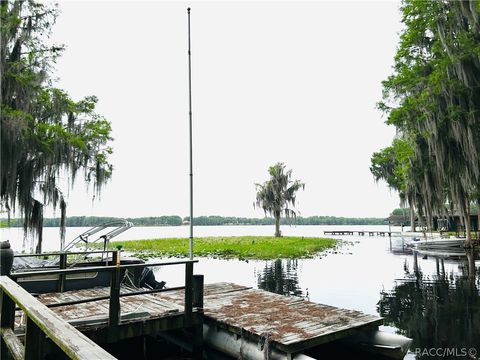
[{"x1": 49, "y1": 1, "x2": 402, "y2": 219}]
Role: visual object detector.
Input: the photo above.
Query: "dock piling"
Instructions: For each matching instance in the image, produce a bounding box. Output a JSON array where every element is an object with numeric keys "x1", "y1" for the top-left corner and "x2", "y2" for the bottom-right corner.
[
  {"x1": 108, "y1": 266, "x2": 121, "y2": 330},
  {"x1": 193, "y1": 275, "x2": 204, "y2": 309},
  {"x1": 184, "y1": 262, "x2": 194, "y2": 326},
  {"x1": 57, "y1": 253, "x2": 67, "y2": 292}
]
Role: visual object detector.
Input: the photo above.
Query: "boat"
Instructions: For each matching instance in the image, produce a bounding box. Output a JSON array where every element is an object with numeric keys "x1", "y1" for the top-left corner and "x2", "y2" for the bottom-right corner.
[
  {"x1": 413, "y1": 237, "x2": 466, "y2": 249},
  {"x1": 414, "y1": 247, "x2": 470, "y2": 259},
  {"x1": 4, "y1": 220, "x2": 165, "y2": 294}
]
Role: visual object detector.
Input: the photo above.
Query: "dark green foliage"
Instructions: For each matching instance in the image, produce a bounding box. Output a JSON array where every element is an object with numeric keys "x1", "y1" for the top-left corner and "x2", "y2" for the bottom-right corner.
[
  {"x1": 371, "y1": 0, "x2": 480, "y2": 242},
  {"x1": 0, "y1": 1, "x2": 113, "y2": 252},
  {"x1": 391, "y1": 208, "x2": 411, "y2": 216}
]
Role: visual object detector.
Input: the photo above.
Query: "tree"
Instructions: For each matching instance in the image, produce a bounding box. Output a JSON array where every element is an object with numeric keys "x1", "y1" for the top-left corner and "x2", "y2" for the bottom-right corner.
[
  {"x1": 371, "y1": 0, "x2": 480, "y2": 244},
  {"x1": 254, "y1": 163, "x2": 305, "y2": 237},
  {"x1": 1, "y1": 1, "x2": 113, "y2": 252}
]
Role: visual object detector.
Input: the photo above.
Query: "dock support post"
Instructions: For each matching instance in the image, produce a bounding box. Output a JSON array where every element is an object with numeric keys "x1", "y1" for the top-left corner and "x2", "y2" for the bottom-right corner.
[
  {"x1": 58, "y1": 253, "x2": 67, "y2": 292},
  {"x1": 109, "y1": 266, "x2": 121, "y2": 332},
  {"x1": 184, "y1": 262, "x2": 194, "y2": 326},
  {"x1": 193, "y1": 274, "x2": 204, "y2": 309},
  {"x1": 24, "y1": 318, "x2": 45, "y2": 360},
  {"x1": 1, "y1": 290, "x2": 15, "y2": 360},
  {"x1": 112, "y1": 250, "x2": 118, "y2": 266},
  {"x1": 191, "y1": 275, "x2": 204, "y2": 359}
]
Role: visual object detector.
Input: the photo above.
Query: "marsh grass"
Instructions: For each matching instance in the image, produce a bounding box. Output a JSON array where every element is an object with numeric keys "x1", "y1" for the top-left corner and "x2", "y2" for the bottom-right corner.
[{"x1": 107, "y1": 236, "x2": 336, "y2": 260}]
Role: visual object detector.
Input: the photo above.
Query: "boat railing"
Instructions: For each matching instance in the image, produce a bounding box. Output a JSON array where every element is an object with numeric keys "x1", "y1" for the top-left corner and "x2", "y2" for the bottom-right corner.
[
  {"x1": 0, "y1": 275, "x2": 118, "y2": 360},
  {"x1": 62, "y1": 219, "x2": 133, "y2": 259},
  {"x1": 19, "y1": 219, "x2": 134, "y2": 268},
  {"x1": 8, "y1": 258, "x2": 202, "y2": 328}
]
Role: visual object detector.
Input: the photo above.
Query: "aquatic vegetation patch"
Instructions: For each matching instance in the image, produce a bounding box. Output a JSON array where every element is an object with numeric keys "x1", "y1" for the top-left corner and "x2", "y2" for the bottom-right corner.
[{"x1": 105, "y1": 236, "x2": 336, "y2": 260}]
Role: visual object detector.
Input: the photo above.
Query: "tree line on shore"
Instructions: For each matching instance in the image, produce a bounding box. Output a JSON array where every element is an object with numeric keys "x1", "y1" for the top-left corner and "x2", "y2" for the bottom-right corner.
[{"x1": 1, "y1": 215, "x2": 385, "y2": 228}]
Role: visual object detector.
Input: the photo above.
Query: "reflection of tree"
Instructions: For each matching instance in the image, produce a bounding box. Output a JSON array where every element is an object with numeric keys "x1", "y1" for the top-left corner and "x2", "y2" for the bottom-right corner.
[
  {"x1": 257, "y1": 259, "x2": 302, "y2": 297},
  {"x1": 378, "y1": 252, "x2": 480, "y2": 356}
]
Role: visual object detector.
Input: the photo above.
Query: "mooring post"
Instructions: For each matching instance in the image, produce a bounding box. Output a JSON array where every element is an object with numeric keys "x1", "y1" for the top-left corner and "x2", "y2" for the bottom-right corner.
[
  {"x1": 0, "y1": 288, "x2": 15, "y2": 359},
  {"x1": 24, "y1": 318, "x2": 45, "y2": 360},
  {"x1": 192, "y1": 274, "x2": 204, "y2": 309},
  {"x1": 109, "y1": 266, "x2": 121, "y2": 332},
  {"x1": 111, "y1": 250, "x2": 118, "y2": 266},
  {"x1": 58, "y1": 253, "x2": 67, "y2": 292},
  {"x1": 184, "y1": 262, "x2": 193, "y2": 326},
  {"x1": 192, "y1": 275, "x2": 204, "y2": 360}
]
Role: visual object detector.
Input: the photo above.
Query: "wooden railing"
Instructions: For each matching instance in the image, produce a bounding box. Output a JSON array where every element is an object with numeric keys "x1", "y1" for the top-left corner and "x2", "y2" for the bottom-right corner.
[
  {"x1": 14, "y1": 250, "x2": 121, "y2": 292},
  {"x1": 0, "y1": 276, "x2": 117, "y2": 360},
  {"x1": 9, "y1": 259, "x2": 201, "y2": 327}
]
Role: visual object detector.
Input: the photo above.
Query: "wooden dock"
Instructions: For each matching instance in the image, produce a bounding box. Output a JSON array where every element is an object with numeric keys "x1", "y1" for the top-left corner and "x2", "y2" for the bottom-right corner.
[
  {"x1": 9, "y1": 282, "x2": 383, "y2": 358},
  {"x1": 3, "y1": 269, "x2": 383, "y2": 359},
  {"x1": 324, "y1": 230, "x2": 398, "y2": 237},
  {"x1": 154, "y1": 283, "x2": 383, "y2": 353}
]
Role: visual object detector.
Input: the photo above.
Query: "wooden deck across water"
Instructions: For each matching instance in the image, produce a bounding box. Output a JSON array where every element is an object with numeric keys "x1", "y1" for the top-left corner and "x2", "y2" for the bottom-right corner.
[
  {"x1": 324, "y1": 230, "x2": 399, "y2": 236},
  {"x1": 15, "y1": 282, "x2": 382, "y2": 354},
  {"x1": 159, "y1": 282, "x2": 383, "y2": 353}
]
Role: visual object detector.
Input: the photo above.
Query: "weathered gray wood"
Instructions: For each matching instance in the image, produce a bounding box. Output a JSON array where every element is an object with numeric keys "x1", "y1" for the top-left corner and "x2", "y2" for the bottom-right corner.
[
  {"x1": 1, "y1": 276, "x2": 117, "y2": 360},
  {"x1": 0, "y1": 328, "x2": 24, "y2": 360},
  {"x1": 160, "y1": 282, "x2": 383, "y2": 354},
  {"x1": 24, "y1": 317, "x2": 45, "y2": 360}
]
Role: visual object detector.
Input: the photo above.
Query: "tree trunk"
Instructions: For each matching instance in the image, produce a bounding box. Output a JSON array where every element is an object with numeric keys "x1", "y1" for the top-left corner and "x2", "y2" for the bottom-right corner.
[
  {"x1": 464, "y1": 200, "x2": 472, "y2": 247},
  {"x1": 466, "y1": 249, "x2": 476, "y2": 282},
  {"x1": 477, "y1": 198, "x2": 480, "y2": 241},
  {"x1": 274, "y1": 212, "x2": 281, "y2": 237},
  {"x1": 35, "y1": 228, "x2": 43, "y2": 254},
  {"x1": 410, "y1": 207, "x2": 416, "y2": 232}
]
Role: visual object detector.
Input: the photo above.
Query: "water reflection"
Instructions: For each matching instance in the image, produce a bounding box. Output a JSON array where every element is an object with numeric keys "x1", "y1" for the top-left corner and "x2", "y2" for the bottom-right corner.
[
  {"x1": 379, "y1": 249, "x2": 480, "y2": 357},
  {"x1": 256, "y1": 259, "x2": 303, "y2": 297}
]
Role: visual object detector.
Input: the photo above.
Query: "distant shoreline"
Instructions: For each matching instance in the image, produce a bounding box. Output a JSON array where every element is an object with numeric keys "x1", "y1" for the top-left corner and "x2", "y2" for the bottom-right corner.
[{"x1": 1, "y1": 215, "x2": 386, "y2": 228}]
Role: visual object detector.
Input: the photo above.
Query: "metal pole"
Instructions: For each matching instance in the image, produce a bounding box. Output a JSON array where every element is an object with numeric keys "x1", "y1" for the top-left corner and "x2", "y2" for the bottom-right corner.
[{"x1": 187, "y1": 7, "x2": 194, "y2": 260}]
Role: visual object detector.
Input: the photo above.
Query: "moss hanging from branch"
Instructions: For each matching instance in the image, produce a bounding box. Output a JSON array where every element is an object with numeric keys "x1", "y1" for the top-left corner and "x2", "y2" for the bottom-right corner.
[
  {"x1": 1, "y1": 1, "x2": 113, "y2": 252},
  {"x1": 371, "y1": 0, "x2": 480, "y2": 245}
]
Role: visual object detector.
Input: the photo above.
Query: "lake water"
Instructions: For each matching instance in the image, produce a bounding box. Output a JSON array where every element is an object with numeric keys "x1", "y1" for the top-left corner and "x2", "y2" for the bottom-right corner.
[{"x1": 2, "y1": 224, "x2": 479, "y2": 359}]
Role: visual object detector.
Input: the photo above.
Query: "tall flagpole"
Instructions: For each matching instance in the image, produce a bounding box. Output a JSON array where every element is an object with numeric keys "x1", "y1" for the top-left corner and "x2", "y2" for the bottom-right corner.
[{"x1": 187, "y1": 7, "x2": 194, "y2": 260}]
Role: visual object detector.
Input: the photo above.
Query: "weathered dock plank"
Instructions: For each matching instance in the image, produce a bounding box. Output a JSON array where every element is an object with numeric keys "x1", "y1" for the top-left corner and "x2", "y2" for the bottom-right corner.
[
  {"x1": 28, "y1": 286, "x2": 183, "y2": 327},
  {"x1": 13, "y1": 284, "x2": 200, "y2": 346},
  {"x1": 159, "y1": 282, "x2": 383, "y2": 353},
  {"x1": 15, "y1": 282, "x2": 382, "y2": 355}
]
